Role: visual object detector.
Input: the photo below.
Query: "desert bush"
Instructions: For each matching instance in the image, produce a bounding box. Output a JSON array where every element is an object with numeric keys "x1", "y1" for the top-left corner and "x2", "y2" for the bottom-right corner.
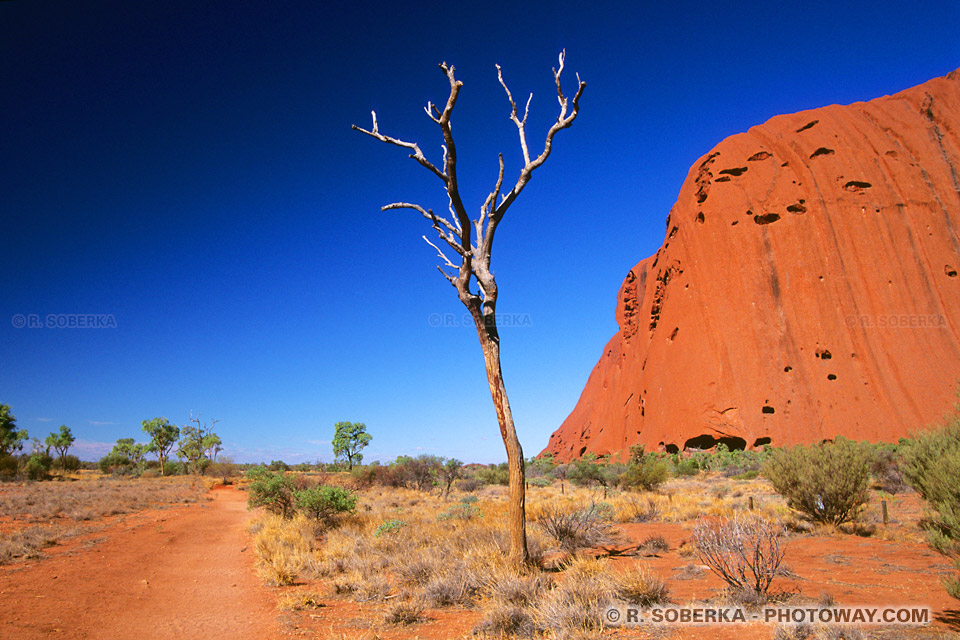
[
  {"x1": 53, "y1": 454, "x2": 82, "y2": 473},
  {"x1": 566, "y1": 456, "x2": 600, "y2": 486},
  {"x1": 535, "y1": 501, "x2": 617, "y2": 552},
  {"x1": 24, "y1": 453, "x2": 53, "y2": 480},
  {"x1": 384, "y1": 596, "x2": 427, "y2": 625},
  {"x1": 902, "y1": 412, "x2": 960, "y2": 599},
  {"x1": 620, "y1": 446, "x2": 669, "y2": 491},
  {"x1": 474, "y1": 604, "x2": 538, "y2": 638},
  {"x1": 475, "y1": 462, "x2": 509, "y2": 486},
  {"x1": 869, "y1": 443, "x2": 907, "y2": 494},
  {"x1": 98, "y1": 452, "x2": 132, "y2": 475},
  {"x1": 246, "y1": 466, "x2": 296, "y2": 518},
  {"x1": 615, "y1": 494, "x2": 660, "y2": 522},
  {"x1": 693, "y1": 513, "x2": 788, "y2": 601},
  {"x1": 612, "y1": 563, "x2": 670, "y2": 606},
  {"x1": 0, "y1": 454, "x2": 19, "y2": 480},
  {"x1": 763, "y1": 437, "x2": 872, "y2": 525},
  {"x1": 639, "y1": 534, "x2": 669, "y2": 554},
  {"x1": 293, "y1": 485, "x2": 356, "y2": 524},
  {"x1": 455, "y1": 476, "x2": 481, "y2": 492},
  {"x1": 528, "y1": 476, "x2": 551, "y2": 488},
  {"x1": 437, "y1": 497, "x2": 483, "y2": 521},
  {"x1": 672, "y1": 456, "x2": 700, "y2": 477}
]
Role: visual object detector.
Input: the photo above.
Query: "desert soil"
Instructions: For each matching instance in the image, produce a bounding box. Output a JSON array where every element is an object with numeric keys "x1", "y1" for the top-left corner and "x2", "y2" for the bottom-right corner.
[{"x1": 0, "y1": 485, "x2": 281, "y2": 639}]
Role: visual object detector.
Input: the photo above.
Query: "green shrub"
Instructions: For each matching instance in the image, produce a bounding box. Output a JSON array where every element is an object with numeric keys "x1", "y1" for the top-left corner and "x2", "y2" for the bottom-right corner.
[
  {"x1": 292, "y1": 485, "x2": 357, "y2": 523},
  {"x1": 24, "y1": 453, "x2": 53, "y2": 480},
  {"x1": 98, "y1": 452, "x2": 132, "y2": 475},
  {"x1": 762, "y1": 437, "x2": 872, "y2": 525},
  {"x1": 673, "y1": 457, "x2": 699, "y2": 477},
  {"x1": 246, "y1": 466, "x2": 296, "y2": 518},
  {"x1": 476, "y1": 463, "x2": 509, "y2": 486},
  {"x1": 374, "y1": 519, "x2": 407, "y2": 537},
  {"x1": 437, "y1": 498, "x2": 483, "y2": 521},
  {"x1": 902, "y1": 412, "x2": 960, "y2": 599},
  {"x1": 620, "y1": 446, "x2": 669, "y2": 490},
  {"x1": 528, "y1": 477, "x2": 551, "y2": 488},
  {"x1": 268, "y1": 459, "x2": 290, "y2": 472},
  {"x1": 54, "y1": 454, "x2": 82, "y2": 472}
]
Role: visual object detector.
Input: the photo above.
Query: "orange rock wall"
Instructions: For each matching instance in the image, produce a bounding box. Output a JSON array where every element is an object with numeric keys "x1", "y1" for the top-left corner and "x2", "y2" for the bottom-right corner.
[{"x1": 543, "y1": 70, "x2": 960, "y2": 461}]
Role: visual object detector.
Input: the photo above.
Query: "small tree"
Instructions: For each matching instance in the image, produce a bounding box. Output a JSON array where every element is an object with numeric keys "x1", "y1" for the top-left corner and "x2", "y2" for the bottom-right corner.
[
  {"x1": 141, "y1": 417, "x2": 180, "y2": 476},
  {"x1": 354, "y1": 52, "x2": 585, "y2": 565},
  {"x1": 113, "y1": 438, "x2": 149, "y2": 466},
  {"x1": 0, "y1": 403, "x2": 28, "y2": 457},
  {"x1": 438, "y1": 458, "x2": 463, "y2": 497},
  {"x1": 45, "y1": 425, "x2": 75, "y2": 474},
  {"x1": 176, "y1": 412, "x2": 221, "y2": 474},
  {"x1": 332, "y1": 421, "x2": 371, "y2": 470},
  {"x1": 209, "y1": 456, "x2": 237, "y2": 485}
]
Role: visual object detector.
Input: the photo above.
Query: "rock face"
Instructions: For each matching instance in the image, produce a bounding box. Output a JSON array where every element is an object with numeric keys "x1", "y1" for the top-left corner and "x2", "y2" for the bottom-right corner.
[{"x1": 543, "y1": 69, "x2": 960, "y2": 461}]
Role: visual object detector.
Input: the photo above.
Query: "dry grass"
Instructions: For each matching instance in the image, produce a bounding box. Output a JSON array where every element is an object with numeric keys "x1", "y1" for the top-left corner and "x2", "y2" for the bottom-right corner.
[
  {"x1": 0, "y1": 476, "x2": 209, "y2": 523},
  {"x1": 276, "y1": 590, "x2": 325, "y2": 611},
  {"x1": 0, "y1": 475, "x2": 209, "y2": 564},
  {"x1": 252, "y1": 513, "x2": 321, "y2": 586}
]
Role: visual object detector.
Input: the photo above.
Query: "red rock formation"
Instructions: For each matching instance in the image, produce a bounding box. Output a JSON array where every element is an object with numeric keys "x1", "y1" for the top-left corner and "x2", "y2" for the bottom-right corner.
[{"x1": 543, "y1": 69, "x2": 960, "y2": 461}]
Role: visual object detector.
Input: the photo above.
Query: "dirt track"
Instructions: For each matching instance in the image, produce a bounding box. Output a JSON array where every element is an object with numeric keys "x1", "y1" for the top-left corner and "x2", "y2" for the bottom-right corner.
[{"x1": 0, "y1": 485, "x2": 280, "y2": 639}]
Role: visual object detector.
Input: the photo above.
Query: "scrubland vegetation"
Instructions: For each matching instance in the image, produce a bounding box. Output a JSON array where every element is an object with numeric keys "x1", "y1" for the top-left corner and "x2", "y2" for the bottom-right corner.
[{"x1": 242, "y1": 418, "x2": 960, "y2": 638}]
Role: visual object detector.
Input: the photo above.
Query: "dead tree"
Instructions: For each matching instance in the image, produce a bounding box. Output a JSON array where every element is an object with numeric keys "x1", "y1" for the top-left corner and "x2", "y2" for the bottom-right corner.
[{"x1": 353, "y1": 51, "x2": 585, "y2": 565}]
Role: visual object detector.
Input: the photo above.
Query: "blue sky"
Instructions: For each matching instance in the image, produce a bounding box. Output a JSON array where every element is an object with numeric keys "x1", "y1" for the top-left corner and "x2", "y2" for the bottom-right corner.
[{"x1": 2, "y1": 1, "x2": 958, "y2": 464}]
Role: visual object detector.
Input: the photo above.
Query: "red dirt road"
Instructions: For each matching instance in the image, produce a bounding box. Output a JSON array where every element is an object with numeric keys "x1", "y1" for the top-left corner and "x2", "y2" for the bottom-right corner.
[{"x1": 0, "y1": 485, "x2": 281, "y2": 639}]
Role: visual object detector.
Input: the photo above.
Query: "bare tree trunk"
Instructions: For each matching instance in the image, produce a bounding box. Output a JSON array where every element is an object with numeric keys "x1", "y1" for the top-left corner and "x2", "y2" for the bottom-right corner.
[{"x1": 473, "y1": 317, "x2": 528, "y2": 564}]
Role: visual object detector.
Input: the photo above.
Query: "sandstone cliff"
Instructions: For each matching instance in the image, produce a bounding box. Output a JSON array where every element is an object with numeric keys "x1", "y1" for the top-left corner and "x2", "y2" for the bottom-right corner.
[{"x1": 543, "y1": 69, "x2": 960, "y2": 461}]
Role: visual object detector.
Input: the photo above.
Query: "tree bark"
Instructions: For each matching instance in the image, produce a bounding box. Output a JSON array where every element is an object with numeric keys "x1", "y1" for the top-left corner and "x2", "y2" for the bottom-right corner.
[{"x1": 472, "y1": 316, "x2": 528, "y2": 565}]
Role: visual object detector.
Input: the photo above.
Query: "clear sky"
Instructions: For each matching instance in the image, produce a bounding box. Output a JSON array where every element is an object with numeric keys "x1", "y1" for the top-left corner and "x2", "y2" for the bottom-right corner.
[{"x1": 2, "y1": 1, "x2": 958, "y2": 464}]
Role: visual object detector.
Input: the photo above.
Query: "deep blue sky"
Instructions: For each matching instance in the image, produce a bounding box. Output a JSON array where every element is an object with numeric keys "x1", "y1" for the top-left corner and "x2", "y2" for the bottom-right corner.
[{"x1": 2, "y1": 1, "x2": 958, "y2": 463}]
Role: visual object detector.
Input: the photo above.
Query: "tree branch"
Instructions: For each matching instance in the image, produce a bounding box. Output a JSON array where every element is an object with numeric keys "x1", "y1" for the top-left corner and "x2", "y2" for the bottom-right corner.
[
  {"x1": 352, "y1": 112, "x2": 447, "y2": 182},
  {"x1": 382, "y1": 202, "x2": 465, "y2": 256},
  {"x1": 484, "y1": 50, "x2": 586, "y2": 259}
]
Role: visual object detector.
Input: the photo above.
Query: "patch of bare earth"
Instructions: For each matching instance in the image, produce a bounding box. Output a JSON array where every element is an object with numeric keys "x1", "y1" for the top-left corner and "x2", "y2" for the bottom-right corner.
[{"x1": 0, "y1": 485, "x2": 281, "y2": 639}]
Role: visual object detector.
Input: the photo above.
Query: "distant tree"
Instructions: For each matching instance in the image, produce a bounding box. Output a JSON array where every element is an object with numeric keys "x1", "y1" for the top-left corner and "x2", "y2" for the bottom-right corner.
[
  {"x1": 177, "y1": 412, "x2": 221, "y2": 475},
  {"x1": 332, "y1": 421, "x2": 371, "y2": 470},
  {"x1": 113, "y1": 438, "x2": 149, "y2": 466},
  {"x1": 44, "y1": 425, "x2": 75, "y2": 474},
  {"x1": 353, "y1": 52, "x2": 585, "y2": 565},
  {"x1": 0, "y1": 403, "x2": 28, "y2": 457},
  {"x1": 141, "y1": 417, "x2": 180, "y2": 476},
  {"x1": 438, "y1": 458, "x2": 463, "y2": 497},
  {"x1": 209, "y1": 456, "x2": 237, "y2": 485}
]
